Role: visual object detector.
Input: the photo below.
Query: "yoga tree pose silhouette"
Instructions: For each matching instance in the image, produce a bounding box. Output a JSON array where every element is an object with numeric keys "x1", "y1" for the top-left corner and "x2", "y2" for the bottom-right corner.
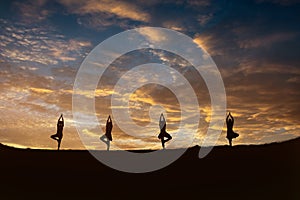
[
  {"x1": 226, "y1": 112, "x2": 239, "y2": 146},
  {"x1": 50, "y1": 114, "x2": 64, "y2": 150},
  {"x1": 100, "y1": 115, "x2": 113, "y2": 151},
  {"x1": 158, "y1": 113, "x2": 172, "y2": 149}
]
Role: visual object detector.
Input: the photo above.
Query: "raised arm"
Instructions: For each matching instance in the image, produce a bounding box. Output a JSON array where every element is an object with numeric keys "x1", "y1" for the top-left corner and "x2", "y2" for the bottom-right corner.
[
  {"x1": 58, "y1": 113, "x2": 63, "y2": 120},
  {"x1": 228, "y1": 112, "x2": 234, "y2": 124},
  {"x1": 57, "y1": 114, "x2": 64, "y2": 126},
  {"x1": 160, "y1": 113, "x2": 165, "y2": 122},
  {"x1": 226, "y1": 113, "x2": 230, "y2": 122},
  {"x1": 106, "y1": 115, "x2": 113, "y2": 129},
  {"x1": 61, "y1": 114, "x2": 64, "y2": 126},
  {"x1": 159, "y1": 113, "x2": 166, "y2": 129},
  {"x1": 107, "y1": 115, "x2": 111, "y2": 123},
  {"x1": 226, "y1": 112, "x2": 234, "y2": 123}
]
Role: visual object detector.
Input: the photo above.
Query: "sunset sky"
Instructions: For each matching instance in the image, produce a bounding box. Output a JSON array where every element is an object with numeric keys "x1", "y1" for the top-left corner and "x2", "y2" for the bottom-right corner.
[{"x1": 0, "y1": 0, "x2": 299, "y2": 150}]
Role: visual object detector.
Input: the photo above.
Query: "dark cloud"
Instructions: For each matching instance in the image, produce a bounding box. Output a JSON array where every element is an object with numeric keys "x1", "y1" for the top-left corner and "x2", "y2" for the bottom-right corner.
[
  {"x1": 12, "y1": 0, "x2": 51, "y2": 23},
  {"x1": 256, "y1": 0, "x2": 300, "y2": 6}
]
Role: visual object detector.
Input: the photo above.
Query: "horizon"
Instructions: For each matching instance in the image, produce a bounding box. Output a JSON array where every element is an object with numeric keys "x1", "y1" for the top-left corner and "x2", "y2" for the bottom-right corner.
[
  {"x1": 2, "y1": 135, "x2": 299, "y2": 151},
  {"x1": 0, "y1": 0, "x2": 300, "y2": 150}
]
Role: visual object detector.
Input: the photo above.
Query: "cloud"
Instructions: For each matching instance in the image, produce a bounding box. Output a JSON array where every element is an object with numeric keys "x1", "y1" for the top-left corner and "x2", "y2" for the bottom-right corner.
[
  {"x1": 13, "y1": 0, "x2": 51, "y2": 23},
  {"x1": 1, "y1": 0, "x2": 300, "y2": 150},
  {"x1": 0, "y1": 61, "x2": 86, "y2": 149},
  {"x1": 136, "y1": 26, "x2": 169, "y2": 43},
  {"x1": 287, "y1": 77, "x2": 300, "y2": 83},
  {"x1": 20, "y1": 66, "x2": 39, "y2": 71},
  {"x1": 235, "y1": 31, "x2": 297, "y2": 49},
  {"x1": 73, "y1": 88, "x2": 115, "y2": 98},
  {"x1": 0, "y1": 19, "x2": 92, "y2": 66},
  {"x1": 30, "y1": 87, "x2": 54, "y2": 94},
  {"x1": 256, "y1": 0, "x2": 300, "y2": 5},
  {"x1": 193, "y1": 33, "x2": 224, "y2": 56},
  {"x1": 187, "y1": 0, "x2": 211, "y2": 7},
  {"x1": 197, "y1": 13, "x2": 214, "y2": 26},
  {"x1": 221, "y1": 61, "x2": 300, "y2": 145},
  {"x1": 162, "y1": 21, "x2": 185, "y2": 32},
  {"x1": 189, "y1": 1, "x2": 300, "y2": 146},
  {"x1": 59, "y1": 0, "x2": 150, "y2": 22}
]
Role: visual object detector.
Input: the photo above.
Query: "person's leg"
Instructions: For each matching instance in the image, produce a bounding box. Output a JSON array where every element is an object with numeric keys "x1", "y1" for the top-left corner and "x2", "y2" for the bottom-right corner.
[
  {"x1": 161, "y1": 138, "x2": 165, "y2": 149},
  {"x1": 57, "y1": 139, "x2": 61, "y2": 151},
  {"x1": 165, "y1": 134, "x2": 172, "y2": 143},
  {"x1": 234, "y1": 132, "x2": 239, "y2": 138},
  {"x1": 229, "y1": 139, "x2": 232, "y2": 147},
  {"x1": 162, "y1": 134, "x2": 172, "y2": 149},
  {"x1": 100, "y1": 135, "x2": 109, "y2": 150},
  {"x1": 51, "y1": 134, "x2": 58, "y2": 141},
  {"x1": 107, "y1": 140, "x2": 110, "y2": 151},
  {"x1": 100, "y1": 135, "x2": 107, "y2": 144}
]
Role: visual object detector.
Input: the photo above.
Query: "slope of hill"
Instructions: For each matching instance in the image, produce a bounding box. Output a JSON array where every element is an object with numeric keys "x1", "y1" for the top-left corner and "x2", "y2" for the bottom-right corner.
[{"x1": 0, "y1": 138, "x2": 299, "y2": 200}]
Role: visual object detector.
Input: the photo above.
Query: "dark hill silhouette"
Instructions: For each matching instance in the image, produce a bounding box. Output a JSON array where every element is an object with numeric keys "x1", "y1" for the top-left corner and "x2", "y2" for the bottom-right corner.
[
  {"x1": 1, "y1": 137, "x2": 300, "y2": 152},
  {"x1": 0, "y1": 138, "x2": 299, "y2": 200}
]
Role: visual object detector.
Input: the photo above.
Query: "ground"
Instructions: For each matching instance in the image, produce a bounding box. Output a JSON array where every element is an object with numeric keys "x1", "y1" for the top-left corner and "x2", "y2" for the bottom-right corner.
[{"x1": 0, "y1": 138, "x2": 299, "y2": 200}]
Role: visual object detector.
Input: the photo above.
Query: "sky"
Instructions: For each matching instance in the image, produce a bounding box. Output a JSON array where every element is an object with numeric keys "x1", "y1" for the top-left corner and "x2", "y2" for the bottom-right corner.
[{"x1": 0, "y1": 0, "x2": 299, "y2": 150}]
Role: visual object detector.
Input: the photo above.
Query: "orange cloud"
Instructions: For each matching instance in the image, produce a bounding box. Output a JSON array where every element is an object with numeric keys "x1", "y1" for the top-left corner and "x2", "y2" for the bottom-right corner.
[
  {"x1": 59, "y1": 0, "x2": 150, "y2": 22},
  {"x1": 30, "y1": 87, "x2": 54, "y2": 94},
  {"x1": 193, "y1": 34, "x2": 219, "y2": 55}
]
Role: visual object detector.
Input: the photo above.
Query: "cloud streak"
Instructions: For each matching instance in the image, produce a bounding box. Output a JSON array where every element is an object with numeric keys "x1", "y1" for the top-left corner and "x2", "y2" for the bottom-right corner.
[{"x1": 59, "y1": 0, "x2": 150, "y2": 22}]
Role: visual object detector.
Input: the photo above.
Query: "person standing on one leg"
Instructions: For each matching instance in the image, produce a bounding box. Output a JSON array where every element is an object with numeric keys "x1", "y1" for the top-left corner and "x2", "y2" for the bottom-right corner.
[
  {"x1": 158, "y1": 113, "x2": 172, "y2": 149},
  {"x1": 226, "y1": 112, "x2": 239, "y2": 147},
  {"x1": 100, "y1": 115, "x2": 113, "y2": 151},
  {"x1": 50, "y1": 114, "x2": 64, "y2": 150}
]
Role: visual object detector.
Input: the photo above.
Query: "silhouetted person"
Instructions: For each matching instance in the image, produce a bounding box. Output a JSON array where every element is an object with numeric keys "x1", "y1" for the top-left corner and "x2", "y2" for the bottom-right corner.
[
  {"x1": 100, "y1": 115, "x2": 113, "y2": 151},
  {"x1": 158, "y1": 113, "x2": 172, "y2": 149},
  {"x1": 226, "y1": 112, "x2": 239, "y2": 146},
  {"x1": 50, "y1": 114, "x2": 64, "y2": 150}
]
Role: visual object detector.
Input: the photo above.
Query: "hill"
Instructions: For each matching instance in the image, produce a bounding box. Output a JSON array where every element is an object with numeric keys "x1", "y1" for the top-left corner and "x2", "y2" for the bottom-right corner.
[{"x1": 0, "y1": 138, "x2": 299, "y2": 200}]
